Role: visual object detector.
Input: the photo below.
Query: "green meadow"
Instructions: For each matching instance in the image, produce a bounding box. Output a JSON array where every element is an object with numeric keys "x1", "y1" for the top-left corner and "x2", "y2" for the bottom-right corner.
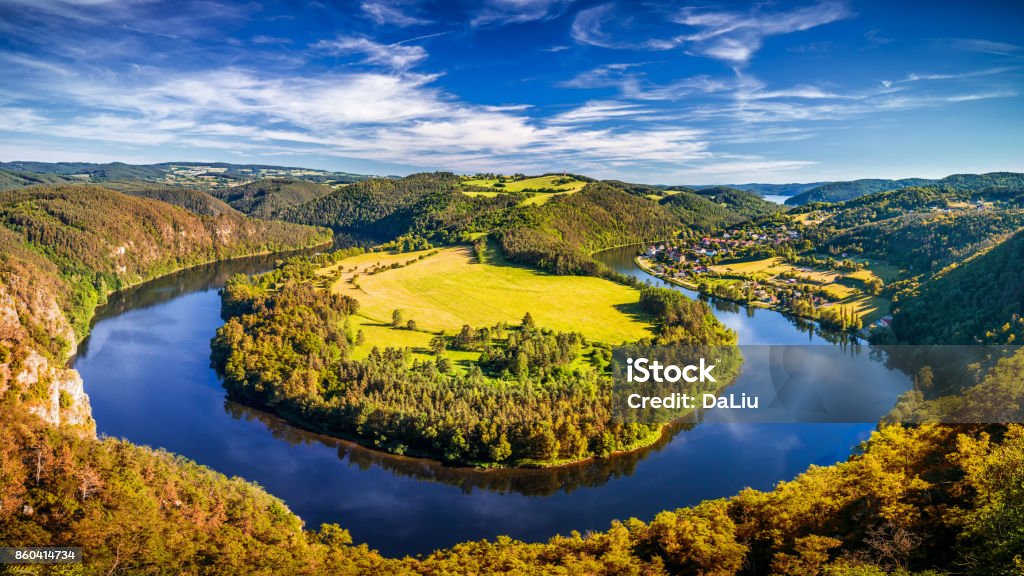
[{"x1": 330, "y1": 245, "x2": 655, "y2": 345}]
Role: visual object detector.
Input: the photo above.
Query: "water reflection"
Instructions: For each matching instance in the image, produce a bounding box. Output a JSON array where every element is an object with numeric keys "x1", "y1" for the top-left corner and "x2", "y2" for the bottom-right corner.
[{"x1": 225, "y1": 400, "x2": 699, "y2": 496}]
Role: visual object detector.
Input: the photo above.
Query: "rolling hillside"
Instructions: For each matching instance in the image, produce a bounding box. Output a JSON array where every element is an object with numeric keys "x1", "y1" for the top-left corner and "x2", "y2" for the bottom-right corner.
[
  {"x1": 786, "y1": 172, "x2": 1024, "y2": 205},
  {"x1": 693, "y1": 186, "x2": 785, "y2": 219},
  {"x1": 0, "y1": 168, "x2": 74, "y2": 191},
  {"x1": 100, "y1": 181, "x2": 240, "y2": 217},
  {"x1": 498, "y1": 182, "x2": 683, "y2": 274},
  {"x1": 892, "y1": 229, "x2": 1024, "y2": 345},
  {"x1": 209, "y1": 177, "x2": 335, "y2": 218},
  {"x1": 659, "y1": 191, "x2": 748, "y2": 232},
  {"x1": 0, "y1": 184, "x2": 331, "y2": 433}
]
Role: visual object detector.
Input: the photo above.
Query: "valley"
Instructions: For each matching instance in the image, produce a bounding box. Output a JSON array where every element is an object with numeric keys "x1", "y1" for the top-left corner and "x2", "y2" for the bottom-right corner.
[{"x1": 1, "y1": 167, "x2": 1023, "y2": 574}]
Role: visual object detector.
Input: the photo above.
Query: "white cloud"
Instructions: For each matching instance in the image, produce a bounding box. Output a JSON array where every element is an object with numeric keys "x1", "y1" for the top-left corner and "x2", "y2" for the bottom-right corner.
[
  {"x1": 884, "y1": 66, "x2": 1019, "y2": 86},
  {"x1": 312, "y1": 35, "x2": 428, "y2": 70},
  {"x1": 472, "y1": 0, "x2": 573, "y2": 27},
  {"x1": 360, "y1": 1, "x2": 430, "y2": 27},
  {"x1": 0, "y1": 66, "x2": 717, "y2": 173},
  {"x1": 547, "y1": 101, "x2": 647, "y2": 124},
  {"x1": 572, "y1": 1, "x2": 851, "y2": 64}
]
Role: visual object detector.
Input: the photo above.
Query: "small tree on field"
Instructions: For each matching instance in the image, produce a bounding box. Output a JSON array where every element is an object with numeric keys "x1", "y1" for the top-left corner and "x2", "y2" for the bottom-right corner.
[{"x1": 522, "y1": 312, "x2": 535, "y2": 329}]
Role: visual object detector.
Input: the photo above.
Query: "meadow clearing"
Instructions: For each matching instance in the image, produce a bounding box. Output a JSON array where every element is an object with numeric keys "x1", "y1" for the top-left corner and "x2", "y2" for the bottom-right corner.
[
  {"x1": 326, "y1": 245, "x2": 654, "y2": 349},
  {"x1": 461, "y1": 175, "x2": 587, "y2": 205}
]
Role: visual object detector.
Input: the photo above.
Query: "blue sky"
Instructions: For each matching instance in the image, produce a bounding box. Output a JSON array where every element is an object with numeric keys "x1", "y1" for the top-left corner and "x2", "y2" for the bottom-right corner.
[{"x1": 0, "y1": 0, "x2": 1021, "y2": 183}]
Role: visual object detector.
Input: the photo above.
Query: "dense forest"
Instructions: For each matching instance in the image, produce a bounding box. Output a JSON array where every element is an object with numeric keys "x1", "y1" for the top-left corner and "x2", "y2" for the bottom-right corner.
[
  {"x1": 211, "y1": 257, "x2": 735, "y2": 466},
  {"x1": 659, "y1": 191, "x2": 749, "y2": 232},
  {"x1": 692, "y1": 186, "x2": 785, "y2": 220},
  {"x1": 99, "y1": 180, "x2": 240, "y2": 217},
  {"x1": 0, "y1": 185, "x2": 331, "y2": 343},
  {"x1": 890, "y1": 228, "x2": 1024, "y2": 345},
  {"x1": 208, "y1": 177, "x2": 335, "y2": 219},
  {"x1": 496, "y1": 182, "x2": 684, "y2": 275}
]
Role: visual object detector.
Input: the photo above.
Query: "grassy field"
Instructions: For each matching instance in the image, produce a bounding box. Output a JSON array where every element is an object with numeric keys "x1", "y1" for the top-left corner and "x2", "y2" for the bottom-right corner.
[
  {"x1": 462, "y1": 174, "x2": 587, "y2": 193},
  {"x1": 460, "y1": 190, "x2": 501, "y2": 198},
  {"x1": 330, "y1": 245, "x2": 654, "y2": 345},
  {"x1": 460, "y1": 175, "x2": 587, "y2": 206},
  {"x1": 709, "y1": 256, "x2": 891, "y2": 324}
]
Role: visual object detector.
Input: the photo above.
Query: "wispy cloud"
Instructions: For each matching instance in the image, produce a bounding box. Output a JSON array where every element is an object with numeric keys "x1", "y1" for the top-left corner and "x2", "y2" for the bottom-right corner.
[
  {"x1": 952, "y1": 38, "x2": 1023, "y2": 58},
  {"x1": 572, "y1": 1, "x2": 851, "y2": 64},
  {"x1": 547, "y1": 101, "x2": 648, "y2": 124},
  {"x1": 560, "y1": 64, "x2": 733, "y2": 100},
  {"x1": 558, "y1": 63, "x2": 643, "y2": 89},
  {"x1": 360, "y1": 1, "x2": 430, "y2": 27},
  {"x1": 471, "y1": 0, "x2": 573, "y2": 27},
  {"x1": 881, "y1": 66, "x2": 1019, "y2": 87},
  {"x1": 312, "y1": 35, "x2": 428, "y2": 70}
]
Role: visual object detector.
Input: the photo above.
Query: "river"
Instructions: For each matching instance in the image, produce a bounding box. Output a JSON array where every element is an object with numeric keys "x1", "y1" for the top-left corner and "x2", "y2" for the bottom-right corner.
[{"x1": 73, "y1": 245, "x2": 909, "y2": 556}]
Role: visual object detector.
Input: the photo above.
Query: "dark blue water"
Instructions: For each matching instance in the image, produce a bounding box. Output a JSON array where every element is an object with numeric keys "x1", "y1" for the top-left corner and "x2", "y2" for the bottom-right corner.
[{"x1": 74, "y1": 248, "x2": 906, "y2": 556}]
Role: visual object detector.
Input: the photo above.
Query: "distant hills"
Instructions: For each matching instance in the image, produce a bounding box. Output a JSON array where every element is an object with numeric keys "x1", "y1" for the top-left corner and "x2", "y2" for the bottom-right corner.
[
  {"x1": 0, "y1": 168, "x2": 76, "y2": 190},
  {"x1": 785, "y1": 172, "x2": 1024, "y2": 205},
  {"x1": 0, "y1": 161, "x2": 370, "y2": 188}
]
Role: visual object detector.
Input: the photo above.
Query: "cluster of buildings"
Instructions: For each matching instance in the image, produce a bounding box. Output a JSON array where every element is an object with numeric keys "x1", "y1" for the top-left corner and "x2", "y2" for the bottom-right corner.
[{"x1": 642, "y1": 226, "x2": 804, "y2": 280}]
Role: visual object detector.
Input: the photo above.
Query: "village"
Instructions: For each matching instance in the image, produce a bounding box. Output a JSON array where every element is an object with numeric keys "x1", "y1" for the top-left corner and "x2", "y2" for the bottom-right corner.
[{"x1": 637, "y1": 222, "x2": 892, "y2": 333}]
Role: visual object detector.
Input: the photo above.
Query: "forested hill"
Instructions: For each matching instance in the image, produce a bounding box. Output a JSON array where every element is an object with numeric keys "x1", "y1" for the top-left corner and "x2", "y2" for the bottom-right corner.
[
  {"x1": 100, "y1": 180, "x2": 240, "y2": 217},
  {"x1": 280, "y1": 172, "x2": 515, "y2": 242},
  {"x1": 208, "y1": 177, "x2": 334, "y2": 219},
  {"x1": 0, "y1": 184, "x2": 331, "y2": 432},
  {"x1": 786, "y1": 172, "x2": 1024, "y2": 205},
  {"x1": 0, "y1": 161, "x2": 168, "y2": 180},
  {"x1": 891, "y1": 228, "x2": 1024, "y2": 344},
  {"x1": 0, "y1": 168, "x2": 74, "y2": 190},
  {"x1": 802, "y1": 185, "x2": 1024, "y2": 274},
  {"x1": 497, "y1": 182, "x2": 683, "y2": 274},
  {"x1": 281, "y1": 173, "x2": 755, "y2": 274},
  {"x1": 725, "y1": 181, "x2": 827, "y2": 196},
  {"x1": 692, "y1": 186, "x2": 785, "y2": 219},
  {"x1": 659, "y1": 191, "x2": 747, "y2": 232},
  {"x1": 785, "y1": 178, "x2": 934, "y2": 205}
]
